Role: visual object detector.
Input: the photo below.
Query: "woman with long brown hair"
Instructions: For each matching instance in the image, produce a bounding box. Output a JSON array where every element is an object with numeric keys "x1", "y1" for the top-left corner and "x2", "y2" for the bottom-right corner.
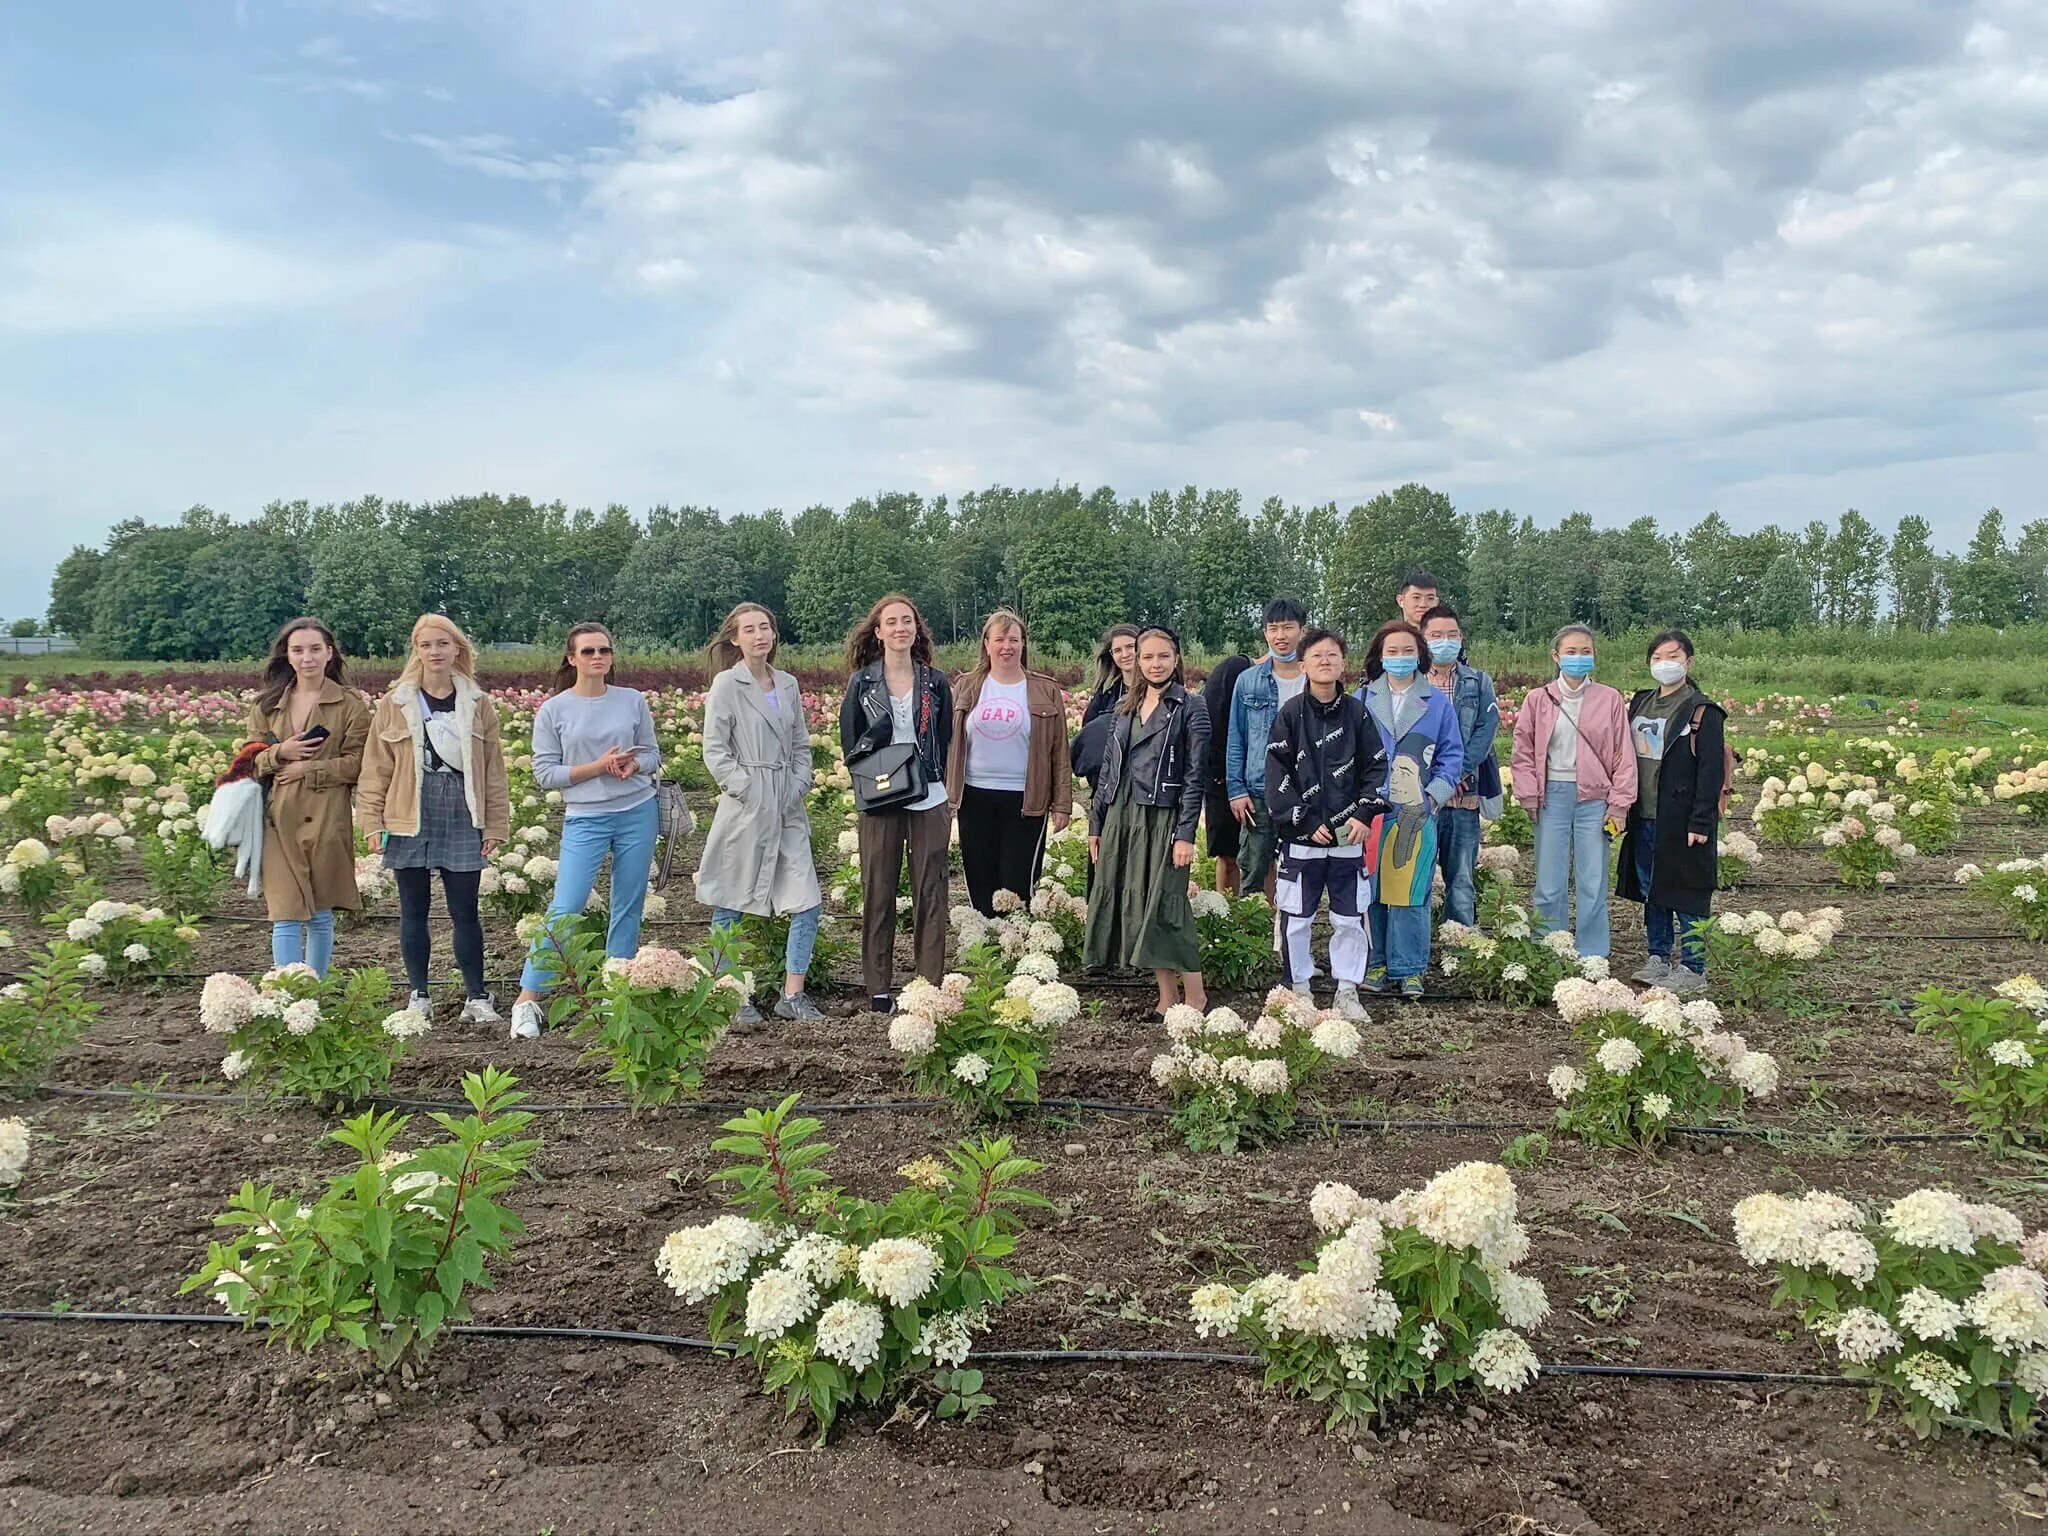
[
  {"x1": 245, "y1": 617, "x2": 371, "y2": 977},
  {"x1": 945, "y1": 608, "x2": 1072, "y2": 916},
  {"x1": 695, "y1": 602, "x2": 823, "y2": 1025},
  {"x1": 508, "y1": 622, "x2": 662, "y2": 1040},
  {"x1": 838, "y1": 592, "x2": 953, "y2": 1013},
  {"x1": 1083, "y1": 625, "x2": 1210, "y2": 1015},
  {"x1": 356, "y1": 614, "x2": 510, "y2": 1023}
]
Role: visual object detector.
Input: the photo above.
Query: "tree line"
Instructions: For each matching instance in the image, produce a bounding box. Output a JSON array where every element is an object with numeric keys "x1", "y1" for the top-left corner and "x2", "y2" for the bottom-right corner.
[{"x1": 44, "y1": 488, "x2": 2048, "y2": 661}]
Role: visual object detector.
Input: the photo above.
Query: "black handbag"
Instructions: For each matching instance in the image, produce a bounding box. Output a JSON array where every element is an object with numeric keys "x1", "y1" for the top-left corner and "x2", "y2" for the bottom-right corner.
[{"x1": 847, "y1": 741, "x2": 927, "y2": 812}]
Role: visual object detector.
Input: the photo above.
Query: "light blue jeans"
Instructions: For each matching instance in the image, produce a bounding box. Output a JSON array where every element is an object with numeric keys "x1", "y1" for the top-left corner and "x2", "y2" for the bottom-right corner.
[
  {"x1": 1366, "y1": 897, "x2": 1432, "y2": 981},
  {"x1": 271, "y1": 912, "x2": 335, "y2": 977},
  {"x1": 1534, "y1": 792, "x2": 1611, "y2": 957},
  {"x1": 519, "y1": 797, "x2": 660, "y2": 993},
  {"x1": 1435, "y1": 806, "x2": 1483, "y2": 927},
  {"x1": 712, "y1": 905, "x2": 822, "y2": 981}
]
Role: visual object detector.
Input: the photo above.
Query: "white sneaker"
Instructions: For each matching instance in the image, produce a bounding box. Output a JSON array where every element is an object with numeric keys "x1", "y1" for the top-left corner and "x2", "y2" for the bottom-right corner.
[
  {"x1": 509, "y1": 1000, "x2": 543, "y2": 1040},
  {"x1": 460, "y1": 995, "x2": 501, "y2": 1026},
  {"x1": 407, "y1": 990, "x2": 434, "y2": 1018},
  {"x1": 1333, "y1": 982, "x2": 1371, "y2": 1023},
  {"x1": 1632, "y1": 956, "x2": 1672, "y2": 985},
  {"x1": 1665, "y1": 968, "x2": 1707, "y2": 998}
]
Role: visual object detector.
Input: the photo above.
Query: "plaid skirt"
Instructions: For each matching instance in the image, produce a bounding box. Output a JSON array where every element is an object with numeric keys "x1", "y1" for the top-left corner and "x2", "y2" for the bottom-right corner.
[{"x1": 382, "y1": 769, "x2": 486, "y2": 872}]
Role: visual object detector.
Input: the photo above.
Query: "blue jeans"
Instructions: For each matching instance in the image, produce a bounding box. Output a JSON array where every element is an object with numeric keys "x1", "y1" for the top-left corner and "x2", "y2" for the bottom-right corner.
[
  {"x1": 1367, "y1": 893, "x2": 1432, "y2": 980},
  {"x1": 519, "y1": 798, "x2": 660, "y2": 993},
  {"x1": 712, "y1": 905, "x2": 822, "y2": 980},
  {"x1": 1635, "y1": 818, "x2": 1705, "y2": 973},
  {"x1": 271, "y1": 911, "x2": 335, "y2": 977},
  {"x1": 1435, "y1": 806, "x2": 1482, "y2": 927},
  {"x1": 1534, "y1": 792, "x2": 1611, "y2": 957}
]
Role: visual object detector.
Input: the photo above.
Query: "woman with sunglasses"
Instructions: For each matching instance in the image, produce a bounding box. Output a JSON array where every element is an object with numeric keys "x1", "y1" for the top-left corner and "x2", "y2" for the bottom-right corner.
[{"x1": 508, "y1": 622, "x2": 662, "y2": 1040}]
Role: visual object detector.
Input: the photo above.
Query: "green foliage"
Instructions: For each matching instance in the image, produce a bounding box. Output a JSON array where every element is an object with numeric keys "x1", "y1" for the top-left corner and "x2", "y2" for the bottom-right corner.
[
  {"x1": 666, "y1": 1095, "x2": 1047, "y2": 1436},
  {"x1": 731, "y1": 909, "x2": 855, "y2": 992},
  {"x1": 308, "y1": 525, "x2": 425, "y2": 656},
  {"x1": 556, "y1": 935, "x2": 744, "y2": 1108},
  {"x1": 0, "y1": 840, "x2": 70, "y2": 916},
  {"x1": 1961, "y1": 862, "x2": 2048, "y2": 942},
  {"x1": 180, "y1": 1067, "x2": 540, "y2": 1368},
  {"x1": 0, "y1": 944, "x2": 99, "y2": 1089},
  {"x1": 46, "y1": 901, "x2": 195, "y2": 984},
  {"x1": 891, "y1": 963, "x2": 1074, "y2": 1119},
  {"x1": 1153, "y1": 991, "x2": 1358, "y2": 1154},
  {"x1": 142, "y1": 826, "x2": 226, "y2": 915},
  {"x1": 1195, "y1": 891, "x2": 1278, "y2": 991},
  {"x1": 1909, "y1": 985, "x2": 2048, "y2": 1152},
  {"x1": 1437, "y1": 888, "x2": 1576, "y2": 1007},
  {"x1": 1549, "y1": 992, "x2": 1770, "y2": 1147},
  {"x1": 1017, "y1": 506, "x2": 1128, "y2": 649}
]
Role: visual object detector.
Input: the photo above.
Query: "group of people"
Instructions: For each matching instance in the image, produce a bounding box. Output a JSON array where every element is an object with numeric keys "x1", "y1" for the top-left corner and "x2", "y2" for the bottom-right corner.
[{"x1": 225, "y1": 576, "x2": 1727, "y2": 1042}]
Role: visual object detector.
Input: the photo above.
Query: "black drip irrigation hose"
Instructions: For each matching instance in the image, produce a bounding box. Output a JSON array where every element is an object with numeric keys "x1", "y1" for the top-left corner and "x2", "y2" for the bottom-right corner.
[
  {"x1": 22, "y1": 1081, "x2": 1985, "y2": 1143},
  {"x1": 0, "y1": 1308, "x2": 1887, "y2": 1389}
]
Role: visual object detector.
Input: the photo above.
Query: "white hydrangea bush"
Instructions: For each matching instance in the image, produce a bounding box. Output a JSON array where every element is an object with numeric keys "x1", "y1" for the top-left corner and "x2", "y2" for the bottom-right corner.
[
  {"x1": 1733, "y1": 1186, "x2": 2048, "y2": 1438},
  {"x1": 889, "y1": 965, "x2": 1080, "y2": 1117},
  {"x1": 48, "y1": 898, "x2": 195, "y2": 984},
  {"x1": 1190, "y1": 1162, "x2": 1545, "y2": 1425},
  {"x1": 1547, "y1": 980, "x2": 1779, "y2": 1145},
  {"x1": 200, "y1": 963, "x2": 424, "y2": 1108},
  {"x1": 1697, "y1": 906, "x2": 1843, "y2": 1011},
  {"x1": 1908, "y1": 977, "x2": 2048, "y2": 1151},
  {"x1": 1816, "y1": 791, "x2": 1919, "y2": 890},
  {"x1": 1437, "y1": 896, "x2": 1579, "y2": 1007},
  {"x1": 0, "y1": 1115, "x2": 29, "y2": 1192},
  {"x1": 656, "y1": 1095, "x2": 1045, "y2": 1435},
  {"x1": 954, "y1": 877, "x2": 1086, "y2": 975},
  {"x1": 1953, "y1": 855, "x2": 2048, "y2": 942},
  {"x1": 1715, "y1": 829, "x2": 1762, "y2": 890},
  {"x1": 1150, "y1": 988, "x2": 1362, "y2": 1153}
]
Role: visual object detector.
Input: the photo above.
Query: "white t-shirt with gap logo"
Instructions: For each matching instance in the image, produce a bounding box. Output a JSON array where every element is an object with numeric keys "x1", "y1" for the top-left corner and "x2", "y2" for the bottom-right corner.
[{"x1": 965, "y1": 677, "x2": 1033, "y2": 792}]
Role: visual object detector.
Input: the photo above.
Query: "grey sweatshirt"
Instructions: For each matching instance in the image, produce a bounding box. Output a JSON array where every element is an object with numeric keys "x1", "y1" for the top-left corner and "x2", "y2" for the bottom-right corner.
[{"x1": 531, "y1": 686, "x2": 662, "y2": 816}]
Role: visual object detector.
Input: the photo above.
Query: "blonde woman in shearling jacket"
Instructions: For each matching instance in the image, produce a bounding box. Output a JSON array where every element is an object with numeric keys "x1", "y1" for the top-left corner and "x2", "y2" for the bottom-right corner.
[{"x1": 357, "y1": 614, "x2": 511, "y2": 1024}]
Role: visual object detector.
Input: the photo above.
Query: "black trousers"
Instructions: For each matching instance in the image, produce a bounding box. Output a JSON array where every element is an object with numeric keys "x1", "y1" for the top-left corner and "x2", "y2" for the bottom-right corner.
[
  {"x1": 393, "y1": 866, "x2": 487, "y2": 997},
  {"x1": 957, "y1": 784, "x2": 1047, "y2": 918}
]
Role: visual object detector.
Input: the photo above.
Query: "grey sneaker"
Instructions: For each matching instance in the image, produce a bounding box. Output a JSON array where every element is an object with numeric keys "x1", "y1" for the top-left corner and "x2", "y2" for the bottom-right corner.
[
  {"x1": 1665, "y1": 967, "x2": 1707, "y2": 997},
  {"x1": 1399, "y1": 975, "x2": 1425, "y2": 1002},
  {"x1": 1331, "y1": 982, "x2": 1370, "y2": 1023},
  {"x1": 1632, "y1": 956, "x2": 1672, "y2": 985},
  {"x1": 407, "y1": 990, "x2": 434, "y2": 1018},
  {"x1": 733, "y1": 1002, "x2": 764, "y2": 1028},
  {"x1": 1360, "y1": 967, "x2": 1390, "y2": 996},
  {"x1": 459, "y1": 995, "x2": 501, "y2": 1026},
  {"x1": 509, "y1": 1000, "x2": 543, "y2": 1040},
  {"x1": 774, "y1": 992, "x2": 824, "y2": 1022}
]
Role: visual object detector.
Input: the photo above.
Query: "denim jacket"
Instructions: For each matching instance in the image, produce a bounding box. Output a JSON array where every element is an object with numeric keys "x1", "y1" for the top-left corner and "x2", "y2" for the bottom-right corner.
[
  {"x1": 1442, "y1": 662, "x2": 1501, "y2": 799},
  {"x1": 1225, "y1": 658, "x2": 1289, "y2": 802}
]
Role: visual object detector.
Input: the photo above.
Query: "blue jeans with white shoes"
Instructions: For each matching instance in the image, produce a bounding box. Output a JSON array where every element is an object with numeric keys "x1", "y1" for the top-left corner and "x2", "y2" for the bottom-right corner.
[
  {"x1": 518, "y1": 797, "x2": 660, "y2": 993},
  {"x1": 1532, "y1": 792, "x2": 1610, "y2": 958}
]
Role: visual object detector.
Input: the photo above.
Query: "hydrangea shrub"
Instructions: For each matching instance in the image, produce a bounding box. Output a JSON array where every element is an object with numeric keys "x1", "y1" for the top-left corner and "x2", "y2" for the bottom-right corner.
[{"x1": 1149, "y1": 988, "x2": 1362, "y2": 1153}]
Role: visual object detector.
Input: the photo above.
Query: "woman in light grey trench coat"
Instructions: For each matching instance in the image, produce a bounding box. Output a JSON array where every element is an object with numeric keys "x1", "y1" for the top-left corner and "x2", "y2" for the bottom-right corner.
[{"x1": 695, "y1": 602, "x2": 825, "y2": 1025}]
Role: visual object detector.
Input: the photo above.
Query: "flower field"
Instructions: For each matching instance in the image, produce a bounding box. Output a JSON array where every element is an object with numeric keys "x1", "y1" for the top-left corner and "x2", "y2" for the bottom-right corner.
[{"x1": 2, "y1": 681, "x2": 2047, "y2": 1533}]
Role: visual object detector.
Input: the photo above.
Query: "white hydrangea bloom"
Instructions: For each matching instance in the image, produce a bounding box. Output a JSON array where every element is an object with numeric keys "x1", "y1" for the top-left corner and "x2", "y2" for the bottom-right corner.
[
  {"x1": 1469, "y1": 1329, "x2": 1539, "y2": 1393},
  {"x1": 655, "y1": 1216, "x2": 778, "y2": 1303},
  {"x1": 1813, "y1": 1229, "x2": 1880, "y2": 1287},
  {"x1": 916, "y1": 1311, "x2": 975, "y2": 1368},
  {"x1": 888, "y1": 1013, "x2": 938, "y2": 1056},
  {"x1": 950, "y1": 1053, "x2": 992, "y2": 1086},
  {"x1": 1308, "y1": 1181, "x2": 1366, "y2": 1235},
  {"x1": 1895, "y1": 1286, "x2": 1965, "y2": 1342},
  {"x1": 1883, "y1": 1190, "x2": 1978, "y2": 1254},
  {"x1": 1595, "y1": 1036, "x2": 1643, "y2": 1076},
  {"x1": 1190, "y1": 1282, "x2": 1248, "y2": 1338},
  {"x1": 1830, "y1": 1307, "x2": 1903, "y2": 1364},
  {"x1": 743, "y1": 1267, "x2": 818, "y2": 1341},
  {"x1": 814, "y1": 1299, "x2": 886, "y2": 1373},
  {"x1": 1492, "y1": 1270, "x2": 1550, "y2": 1331},
  {"x1": 857, "y1": 1238, "x2": 942, "y2": 1307},
  {"x1": 1311, "y1": 1016, "x2": 1362, "y2": 1059},
  {"x1": 0, "y1": 1116, "x2": 29, "y2": 1188},
  {"x1": 1897, "y1": 1352, "x2": 1968, "y2": 1413},
  {"x1": 1546, "y1": 1065, "x2": 1584, "y2": 1101}
]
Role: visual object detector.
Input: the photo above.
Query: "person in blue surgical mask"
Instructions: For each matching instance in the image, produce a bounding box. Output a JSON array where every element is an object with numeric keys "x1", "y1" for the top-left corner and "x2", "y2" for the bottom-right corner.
[
  {"x1": 1420, "y1": 604, "x2": 1500, "y2": 929},
  {"x1": 1509, "y1": 625, "x2": 1635, "y2": 959}
]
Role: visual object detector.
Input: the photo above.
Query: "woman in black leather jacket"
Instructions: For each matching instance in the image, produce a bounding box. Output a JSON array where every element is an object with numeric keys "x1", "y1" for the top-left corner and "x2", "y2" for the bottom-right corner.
[
  {"x1": 1083, "y1": 626, "x2": 1210, "y2": 1015},
  {"x1": 838, "y1": 592, "x2": 954, "y2": 1013}
]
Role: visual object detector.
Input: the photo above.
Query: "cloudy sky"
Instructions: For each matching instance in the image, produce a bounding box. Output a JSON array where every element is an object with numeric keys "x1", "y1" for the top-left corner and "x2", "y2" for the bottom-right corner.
[{"x1": 3, "y1": 0, "x2": 2045, "y2": 620}]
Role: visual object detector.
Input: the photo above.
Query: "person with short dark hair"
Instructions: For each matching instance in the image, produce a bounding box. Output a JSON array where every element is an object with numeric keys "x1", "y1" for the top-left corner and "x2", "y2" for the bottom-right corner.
[
  {"x1": 1356, "y1": 620, "x2": 1465, "y2": 1000},
  {"x1": 1395, "y1": 570, "x2": 1441, "y2": 628},
  {"x1": 1264, "y1": 628, "x2": 1387, "y2": 1018},
  {"x1": 1419, "y1": 603, "x2": 1500, "y2": 928},
  {"x1": 1225, "y1": 597, "x2": 1309, "y2": 896},
  {"x1": 1616, "y1": 629, "x2": 1725, "y2": 996}
]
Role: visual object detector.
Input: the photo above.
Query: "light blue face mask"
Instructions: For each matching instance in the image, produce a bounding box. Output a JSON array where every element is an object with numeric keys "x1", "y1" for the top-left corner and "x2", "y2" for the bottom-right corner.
[
  {"x1": 1558, "y1": 655, "x2": 1596, "y2": 680},
  {"x1": 1382, "y1": 655, "x2": 1419, "y2": 679},
  {"x1": 1427, "y1": 639, "x2": 1462, "y2": 665}
]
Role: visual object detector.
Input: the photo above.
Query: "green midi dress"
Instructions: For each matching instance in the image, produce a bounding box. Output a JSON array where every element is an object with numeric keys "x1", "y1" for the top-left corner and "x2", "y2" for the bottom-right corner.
[{"x1": 1083, "y1": 710, "x2": 1202, "y2": 974}]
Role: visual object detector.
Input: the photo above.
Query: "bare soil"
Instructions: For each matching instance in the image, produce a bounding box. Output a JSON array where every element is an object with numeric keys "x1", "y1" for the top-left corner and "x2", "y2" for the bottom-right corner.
[{"x1": 2, "y1": 826, "x2": 2045, "y2": 1534}]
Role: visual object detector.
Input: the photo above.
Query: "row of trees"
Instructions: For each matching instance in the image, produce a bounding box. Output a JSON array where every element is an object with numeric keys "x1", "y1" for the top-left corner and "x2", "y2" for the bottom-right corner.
[{"x1": 47, "y1": 488, "x2": 2048, "y2": 659}]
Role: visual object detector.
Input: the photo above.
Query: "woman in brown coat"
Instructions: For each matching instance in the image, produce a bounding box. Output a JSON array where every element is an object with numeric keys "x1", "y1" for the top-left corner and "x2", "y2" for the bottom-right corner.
[
  {"x1": 244, "y1": 617, "x2": 371, "y2": 977},
  {"x1": 945, "y1": 608, "x2": 1074, "y2": 916}
]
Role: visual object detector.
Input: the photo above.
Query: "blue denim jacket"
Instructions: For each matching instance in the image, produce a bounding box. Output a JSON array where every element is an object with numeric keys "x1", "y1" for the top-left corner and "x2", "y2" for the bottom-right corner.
[
  {"x1": 1225, "y1": 658, "x2": 1284, "y2": 801},
  {"x1": 1442, "y1": 662, "x2": 1501, "y2": 798}
]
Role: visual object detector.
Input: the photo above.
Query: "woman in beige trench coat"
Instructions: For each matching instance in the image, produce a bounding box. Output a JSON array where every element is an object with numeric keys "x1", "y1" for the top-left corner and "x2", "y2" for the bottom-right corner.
[
  {"x1": 244, "y1": 617, "x2": 371, "y2": 977},
  {"x1": 694, "y1": 603, "x2": 823, "y2": 1027}
]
